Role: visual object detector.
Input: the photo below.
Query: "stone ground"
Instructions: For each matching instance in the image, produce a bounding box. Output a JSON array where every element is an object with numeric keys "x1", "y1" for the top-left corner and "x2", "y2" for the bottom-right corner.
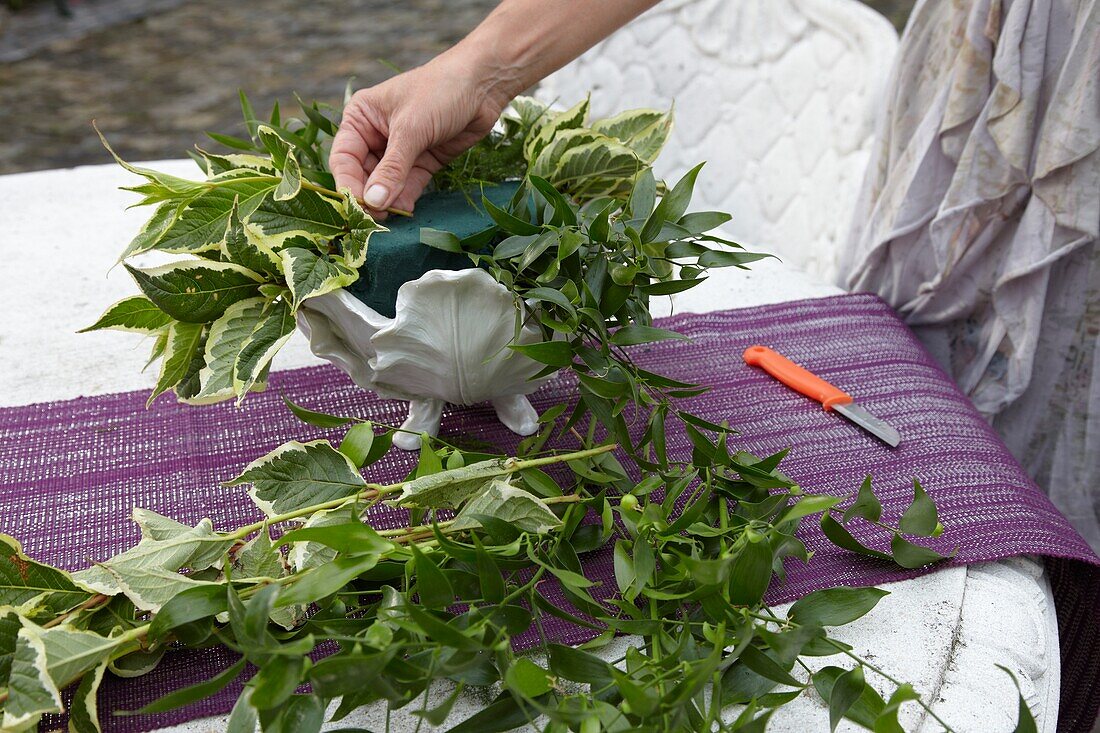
[{"x1": 0, "y1": 0, "x2": 914, "y2": 176}]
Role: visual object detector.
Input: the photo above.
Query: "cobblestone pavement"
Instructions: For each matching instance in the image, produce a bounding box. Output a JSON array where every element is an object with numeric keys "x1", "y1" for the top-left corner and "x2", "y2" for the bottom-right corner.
[{"x1": 0, "y1": 0, "x2": 914, "y2": 175}]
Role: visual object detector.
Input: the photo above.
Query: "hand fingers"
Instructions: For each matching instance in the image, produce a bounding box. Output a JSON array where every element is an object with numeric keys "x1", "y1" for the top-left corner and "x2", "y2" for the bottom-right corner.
[
  {"x1": 362, "y1": 121, "x2": 428, "y2": 210},
  {"x1": 329, "y1": 123, "x2": 370, "y2": 197}
]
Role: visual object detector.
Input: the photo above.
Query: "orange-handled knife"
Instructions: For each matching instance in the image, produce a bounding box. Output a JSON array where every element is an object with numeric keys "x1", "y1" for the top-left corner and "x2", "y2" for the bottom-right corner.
[{"x1": 742, "y1": 345, "x2": 900, "y2": 447}]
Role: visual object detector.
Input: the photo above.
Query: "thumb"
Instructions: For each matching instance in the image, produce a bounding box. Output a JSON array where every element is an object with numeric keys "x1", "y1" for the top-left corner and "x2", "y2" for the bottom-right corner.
[{"x1": 363, "y1": 131, "x2": 422, "y2": 210}]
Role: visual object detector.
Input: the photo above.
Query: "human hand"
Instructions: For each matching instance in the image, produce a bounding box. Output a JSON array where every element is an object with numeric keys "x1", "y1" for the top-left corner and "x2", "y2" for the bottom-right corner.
[{"x1": 330, "y1": 55, "x2": 512, "y2": 218}]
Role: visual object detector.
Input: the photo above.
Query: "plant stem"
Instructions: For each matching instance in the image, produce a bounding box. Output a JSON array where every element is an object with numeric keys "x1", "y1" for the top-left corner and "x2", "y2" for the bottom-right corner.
[{"x1": 298, "y1": 179, "x2": 412, "y2": 217}]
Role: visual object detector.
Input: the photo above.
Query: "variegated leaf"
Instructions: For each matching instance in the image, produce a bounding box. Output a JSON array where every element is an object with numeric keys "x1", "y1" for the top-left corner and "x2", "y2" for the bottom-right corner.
[
  {"x1": 68, "y1": 659, "x2": 109, "y2": 732},
  {"x1": 393, "y1": 458, "x2": 512, "y2": 509},
  {"x1": 153, "y1": 176, "x2": 278, "y2": 254},
  {"x1": 340, "y1": 189, "x2": 386, "y2": 269},
  {"x1": 552, "y1": 138, "x2": 644, "y2": 199},
  {"x1": 118, "y1": 200, "x2": 181, "y2": 260},
  {"x1": 148, "y1": 320, "x2": 205, "y2": 405},
  {"x1": 591, "y1": 108, "x2": 673, "y2": 164},
  {"x1": 2, "y1": 621, "x2": 61, "y2": 731},
  {"x1": 78, "y1": 295, "x2": 172, "y2": 335},
  {"x1": 524, "y1": 97, "x2": 590, "y2": 164},
  {"x1": 126, "y1": 260, "x2": 264, "y2": 323},
  {"x1": 222, "y1": 199, "x2": 280, "y2": 276},
  {"x1": 0, "y1": 534, "x2": 93, "y2": 617},
  {"x1": 180, "y1": 296, "x2": 267, "y2": 405},
  {"x1": 72, "y1": 518, "x2": 234, "y2": 611},
  {"x1": 247, "y1": 188, "x2": 346, "y2": 242},
  {"x1": 279, "y1": 247, "x2": 357, "y2": 309},
  {"x1": 274, "y1": 153, "x2": 302, "y2": 201},
  {"x1": 224, "y1": 440, "x2": 367, "y2": 517},
  {"x1": 450, "y1": 479, "x2": 562, "y2": 534},
  {"x1": 232, "y1": 297, "x2": 295, "y2": 398}
]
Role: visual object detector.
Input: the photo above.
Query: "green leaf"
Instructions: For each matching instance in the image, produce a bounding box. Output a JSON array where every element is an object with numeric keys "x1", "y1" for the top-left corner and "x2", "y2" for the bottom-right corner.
[
  {"x1": 279, "y1": 247, "x2": 358, "y2": 309},
  {"x1": 280, "y1": 521, "x2": 392, "y2": 556},
  {"x1": 410, "y1": 545, "x2": 454, "y2": 609},
  {"x1": 504, "y1": 658, "x2": 553, "y2": 697},
  {"x1": 148, "y1": 584, "x2": 228, "y2": 640},
  {"x1": 789, "y1": 587, "x2": 889, "y2": 627},
  {"x1": 449, "y1": 480, "x2": 562, "y2": 534},
  {"x1": 226, "y1": 439, "x2": 366, "y2": 517},
  {"x1": 677, "y1": 210, "x2": 732, "y2": 235},
  {"x1": 277, "y1": 552, "x2": 383, "y2": 607},
  {"x1": 509, "y1": 340, "x2": 575, "y2": 367},
  {"x1": 258, "y1": 694, "x2": 324, "y2": 733},
  {"x1": 126, "y1": 260, "x2": 264, "y2": 323},
  {"x1": 547, "y1": 643, "x2": 614, "y2": 688},
  {"x1": 232, "y1": 297, "x2": 296, "y2": 398},
  {"x1": 776, "y1": 494, "x2": 843, "y2": 524},
  {"x1": 889, "y1": 534, "x2": 952, "y2": 569},
  {"x1": 609, "y1": 325, "x2": 689, "y2": 346},
  {"x1": 338, "y1": 422, "x2": 377, "y2": 466},
  {"x1": 812, "y1": 666, "x2": 887, "y2": 730},
  {"x1": 443, "y1": 692, "x2": 542, "y2": 733},
  {"x1": 820, "y1": 513, "x2": 892, "y2": 561},
  {"x1": 842, "y1": 476, "x2": 882, "y2": 523},
  {"x1": 122, "y1": 658, "x2": 246, "y2": 715},
  {"x1": 79, "y1": 296, "x2": 173, "y2": 335},
  {"x1": 738, "y1": 645, "x2": 802, "y2": 687},
  {"x1": 828, "y1": 666, "x2": 866, "y2": 731},
  {"x1": 727, "y1": 539, "x2": 773, "y2": 606},
  {"x1": 898, "y1": 479, "x2": 938, "y2": 536},
  {"x1": 420, "y1": 228, "x2": 464, "y2": 253},
  {"x1": 628, "y1": 167, "x2": 657, "y2": 218},
  {"x1": 483, "y1": 196, "x2": 541, "y2": 236},
  {"x1": 642, "y1": 163, "x2": 703, "y2": 242},
  {"x1": 281, "y1": 395, "x2": 354, "y2": 428},
  {"x1": 250, "y1": 656, "x2": 304, "y2": 709}
]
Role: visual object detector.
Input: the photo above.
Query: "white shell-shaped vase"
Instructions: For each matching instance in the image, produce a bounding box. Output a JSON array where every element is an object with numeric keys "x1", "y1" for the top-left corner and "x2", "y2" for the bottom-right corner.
[{"x1": 296, "y1": 268, "x2": 550, "y2": 450}]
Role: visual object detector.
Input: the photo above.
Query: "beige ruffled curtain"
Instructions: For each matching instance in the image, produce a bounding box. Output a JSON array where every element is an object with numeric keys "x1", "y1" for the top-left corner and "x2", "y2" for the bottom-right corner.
[{"x1": 839, "y1": 0, "x2": 1099, "y2": 548}]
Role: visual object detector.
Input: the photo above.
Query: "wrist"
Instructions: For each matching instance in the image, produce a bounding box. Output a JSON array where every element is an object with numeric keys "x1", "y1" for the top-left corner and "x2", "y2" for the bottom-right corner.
[{"x1": 443, "y1": 21, "x2": 531, "y2": 108}]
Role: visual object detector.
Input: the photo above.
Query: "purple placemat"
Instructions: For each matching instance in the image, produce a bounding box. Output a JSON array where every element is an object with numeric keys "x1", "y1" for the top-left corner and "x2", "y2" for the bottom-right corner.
[{"x1": 2, "y1": 293, "x2": 1096, "y2": 732}]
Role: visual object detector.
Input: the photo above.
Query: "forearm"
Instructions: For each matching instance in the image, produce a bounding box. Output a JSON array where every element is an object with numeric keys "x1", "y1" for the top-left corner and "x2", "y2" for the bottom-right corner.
[{"x1": 442, "y1": 0, "x2": 660, "y2": 104}]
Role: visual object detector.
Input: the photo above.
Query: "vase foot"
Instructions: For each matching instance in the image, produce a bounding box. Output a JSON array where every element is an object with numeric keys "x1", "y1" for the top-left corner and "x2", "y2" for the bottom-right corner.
[
  {"x1": 492, "y1": 394, "x2": 540, "y2": 436},
  {"x1": 394, "y1": 398, "x2": 444, "y2": 451}
]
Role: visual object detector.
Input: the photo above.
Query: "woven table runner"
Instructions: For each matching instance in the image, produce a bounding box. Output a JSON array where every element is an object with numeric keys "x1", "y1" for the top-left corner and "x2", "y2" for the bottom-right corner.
[{"x1": 2, "y1": 293, "x2": 1096, "y2": 732}]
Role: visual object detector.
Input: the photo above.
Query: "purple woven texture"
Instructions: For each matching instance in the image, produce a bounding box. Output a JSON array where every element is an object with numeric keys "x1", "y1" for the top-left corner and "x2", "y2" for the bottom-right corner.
[{"x1": 2, "y1": 293, "x2": 1096, "y2": 732}]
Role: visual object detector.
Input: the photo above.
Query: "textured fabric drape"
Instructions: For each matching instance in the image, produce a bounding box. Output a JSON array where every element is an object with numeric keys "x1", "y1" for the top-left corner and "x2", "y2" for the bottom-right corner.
[{"x1": 840, "y1": 0, "x2": 1099, "y2": 549}]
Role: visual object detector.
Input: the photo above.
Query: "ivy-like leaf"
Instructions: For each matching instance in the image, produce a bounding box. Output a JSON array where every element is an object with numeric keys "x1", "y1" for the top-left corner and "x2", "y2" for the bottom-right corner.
[{"x1": 898, "y1": 479, "x2": 938, "y2": 536}]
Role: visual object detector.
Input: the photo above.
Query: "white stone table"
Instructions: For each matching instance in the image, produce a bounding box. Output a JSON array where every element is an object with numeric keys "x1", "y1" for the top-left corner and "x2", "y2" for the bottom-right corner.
[{"x1": 0, "y1": 161, "x2": 1060, "y2": 732}]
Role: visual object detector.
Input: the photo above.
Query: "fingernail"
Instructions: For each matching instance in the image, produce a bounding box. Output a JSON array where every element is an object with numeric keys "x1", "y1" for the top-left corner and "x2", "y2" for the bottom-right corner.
[{"x1": 364, "y1": 185, "x2": 388, "y2": 209}]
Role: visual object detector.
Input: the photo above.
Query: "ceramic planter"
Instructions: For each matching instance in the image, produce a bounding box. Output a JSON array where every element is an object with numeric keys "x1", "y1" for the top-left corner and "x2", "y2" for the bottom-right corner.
[{"x1": 296, "y1": 267, "x2": 550, "y2": 450}]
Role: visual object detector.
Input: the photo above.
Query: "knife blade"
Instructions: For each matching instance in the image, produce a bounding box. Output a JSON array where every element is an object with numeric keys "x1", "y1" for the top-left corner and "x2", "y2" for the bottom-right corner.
[{"x1": 742, "y1": 345, "x2": 900, "y2": 447}]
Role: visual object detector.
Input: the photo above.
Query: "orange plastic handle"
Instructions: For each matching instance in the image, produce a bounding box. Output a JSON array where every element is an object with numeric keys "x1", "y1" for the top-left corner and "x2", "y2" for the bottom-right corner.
[{"x1": 742, "y1": 345, "x2": 852, "y2": 410}]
